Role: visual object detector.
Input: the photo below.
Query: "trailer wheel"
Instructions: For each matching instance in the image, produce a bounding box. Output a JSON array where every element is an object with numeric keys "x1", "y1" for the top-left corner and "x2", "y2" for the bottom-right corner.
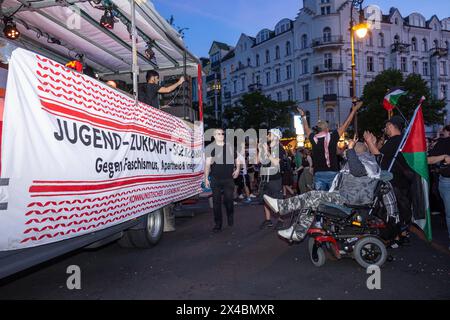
[{"x1": 119, "y1": 209, "x2": 164, "y2": 249}]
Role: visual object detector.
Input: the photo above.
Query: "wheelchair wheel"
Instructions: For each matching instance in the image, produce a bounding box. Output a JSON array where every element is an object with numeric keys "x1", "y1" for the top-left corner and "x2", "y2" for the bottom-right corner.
[
  {"x1": 353, "y1": 236, "x2": 387, "y2": 269},
  {"x1": 308, "y1": 238, "x2": 326, "y2": 267}
]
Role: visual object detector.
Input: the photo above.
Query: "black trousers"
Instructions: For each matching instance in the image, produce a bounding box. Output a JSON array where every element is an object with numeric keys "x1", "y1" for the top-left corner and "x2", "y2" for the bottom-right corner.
[
  {"x1": 393, "y1": 185, "x2": 412, "y2": 228},
  {"x1": 211, "y1": 177, "x2": 235, "y2": 228}
]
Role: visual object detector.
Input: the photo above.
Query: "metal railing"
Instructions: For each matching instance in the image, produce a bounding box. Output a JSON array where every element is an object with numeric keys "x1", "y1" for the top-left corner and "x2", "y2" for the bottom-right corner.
[{"x1": 311, "y1": 35, "x2": 344, "y2": 48}]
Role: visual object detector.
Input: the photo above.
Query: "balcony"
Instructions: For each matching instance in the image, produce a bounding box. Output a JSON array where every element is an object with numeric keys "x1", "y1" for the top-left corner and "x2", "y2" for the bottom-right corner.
[
  {"x1": 210, "y1": 61, "x2": 221, "y2": 70},
  {"x1": 313, "y1": 63, "x2": 344, "y2": 76},
  {"x1": 224, "y1": 91, "x2": 231, "y2": 100},
  {"x1": 248, "y1": 83, "x2": 263, "y2": 92},
  {"x1": 311, "y1": 36, "x2": 344, "y2": 50},
  {"x1": 323, "y1": 94, "x2": 337, "y2": 102},
  {"x1": 391, "y1": 42, "x2": 411, "y2": 54},
  {"x1": 430, "y1": 47, "x2": 449, "y2": 58}
]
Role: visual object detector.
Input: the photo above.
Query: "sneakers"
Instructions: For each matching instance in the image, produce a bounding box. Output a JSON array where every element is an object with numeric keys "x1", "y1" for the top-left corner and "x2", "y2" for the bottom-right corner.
[
  {"x1": 260, "y1": 219, "x2": 274, "y2": 229},
  {"x1": 278, "y1": 226, "x2": 301, "y2": 242},
  {"x1": 238, "y1": 194, "x2": 245, "y2": 200},
  {"x1": 263, "y1": 195, "x2": 279, "y2": 213},
  {"x1": 243, "y1": 197, "x2": 252, "y2": 204},
  {"x1": 250, "y1": 194, "x2": 257, "y2": 198}
]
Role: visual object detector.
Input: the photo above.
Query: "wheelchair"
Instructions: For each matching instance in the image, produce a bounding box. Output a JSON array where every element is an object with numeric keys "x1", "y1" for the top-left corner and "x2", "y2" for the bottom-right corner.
[{"x1": 290, "y1": 172, "x2": 396, "y2": 269}]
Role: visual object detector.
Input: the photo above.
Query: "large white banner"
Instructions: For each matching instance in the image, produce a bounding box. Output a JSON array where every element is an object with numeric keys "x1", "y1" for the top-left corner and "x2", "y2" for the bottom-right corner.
[{"x1": 0, "y1": 49, "x2": 204, "y2": 251}]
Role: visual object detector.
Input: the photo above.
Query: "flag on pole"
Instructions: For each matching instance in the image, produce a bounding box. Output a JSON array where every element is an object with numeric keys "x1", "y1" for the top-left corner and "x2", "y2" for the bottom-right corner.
[
  {"x1": 384, "y1": 89, "x2": 407, "y2": 111},
  {"x1": 400, "y1": 97, "x2": 432, "y2": 241}
]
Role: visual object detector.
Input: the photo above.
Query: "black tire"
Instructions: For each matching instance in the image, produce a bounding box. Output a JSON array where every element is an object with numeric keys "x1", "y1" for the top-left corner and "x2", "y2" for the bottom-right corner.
[
  {"x1": 121, "y1": 209, "x2": 164, "y2": 249},
  {"x1": 308, "y1": 237, "x2": 326, "y2": 267},
  {"x1": 353, "y1": 236, "x2": 387, "y2": 269}
]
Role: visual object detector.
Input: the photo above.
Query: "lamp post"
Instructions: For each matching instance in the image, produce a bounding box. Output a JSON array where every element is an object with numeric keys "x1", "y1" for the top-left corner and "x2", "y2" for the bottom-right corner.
[{"x1": 350, "y1": 0, "x2": 369, "y2": 135}]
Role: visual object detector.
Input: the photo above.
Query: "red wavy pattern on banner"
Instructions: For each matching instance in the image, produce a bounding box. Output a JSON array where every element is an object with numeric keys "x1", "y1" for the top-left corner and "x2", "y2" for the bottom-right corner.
[
  {"x1": 27, "y1": 183, "x2": 179, "y2": 207},
  {"x1": 24, "y1": 183, "x2": 197, "y2": 231},
  {"x1": 21, "y1": 185, "x2": 201, "y2": 243},
  {"x1": 36, "y1": 56, "x2": 193, "y2": 136},
  {"x1": 26, "y1": 180, "x2": 195, "y2": 215}
]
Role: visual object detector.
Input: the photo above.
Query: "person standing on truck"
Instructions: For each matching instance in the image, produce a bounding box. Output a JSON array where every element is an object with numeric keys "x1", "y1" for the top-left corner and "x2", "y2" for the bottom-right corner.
[
  {"x1": 139, "y1": 70, "x2": 185, "y2": 109},
  {"x1": 204, "y1": 129, "x2": 240, "y2": 233}
]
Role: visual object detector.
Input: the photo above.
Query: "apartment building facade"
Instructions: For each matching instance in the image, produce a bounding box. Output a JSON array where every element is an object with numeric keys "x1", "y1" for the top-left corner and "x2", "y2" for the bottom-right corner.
[{"x1": 214, "y1": 0, "x2": 450, "y2": 131}]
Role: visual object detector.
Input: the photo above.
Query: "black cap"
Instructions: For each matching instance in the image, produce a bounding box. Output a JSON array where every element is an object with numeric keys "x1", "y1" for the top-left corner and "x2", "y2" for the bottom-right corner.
[{"x1": 385, "y1": 115, "x2": 405, "y2": 131}]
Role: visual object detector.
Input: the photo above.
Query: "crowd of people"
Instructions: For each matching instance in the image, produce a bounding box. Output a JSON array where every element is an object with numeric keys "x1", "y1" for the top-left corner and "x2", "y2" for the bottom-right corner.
[{"x1": 203, "y1": 104, "x2": 450, "y2": 251}]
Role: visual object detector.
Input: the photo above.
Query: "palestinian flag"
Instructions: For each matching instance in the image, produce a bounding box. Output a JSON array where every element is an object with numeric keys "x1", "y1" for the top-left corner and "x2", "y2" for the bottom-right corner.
[
  {"x1": 400, "y1": 97, "x2": 432, "y2": 241},
  {"x1": 384, "y1": 89, "x2": 407, "y2": 111}
]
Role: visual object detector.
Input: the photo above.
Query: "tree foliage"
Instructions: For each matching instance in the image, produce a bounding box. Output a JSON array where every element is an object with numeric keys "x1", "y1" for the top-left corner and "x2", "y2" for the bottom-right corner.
[{"x1": 358, "y1": 69, "x2": 446, "y2": 136}]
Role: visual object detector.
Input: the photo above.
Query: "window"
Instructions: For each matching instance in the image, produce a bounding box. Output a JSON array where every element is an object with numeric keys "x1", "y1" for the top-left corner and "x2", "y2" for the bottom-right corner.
[
  {"x1": 324, "y1": 80, "x2": 335, "y2": 94},
  {"x1": 256, "y1": 54, "x2": 260, "y2": 67},
  {"x1": 321, "y1": 0, "x2": 330, "y2": 3},
  {"x1": 231, "y1": 64, "x2": 234, "y2": 73},
  {"x1": 366, "y1": 32, "x2": 373, "y2": 46},
  {"x1": 241, "y1": 78, "x2": 246, "y2": 91},
  {"x1": 233, "y1": 80, "x2": 237, "y2": 93},
  {"x1": 323, "y1": 27, "x2": 331, "y2": 43},
  {"x1": 367, "y1": 56, "x2": 374, "y2": 72},
  {"x1": 286, "y1": 65, "x2": 292, "y2": 79},
  {"x1": 412, "y1": 61, "x2": 418, "y2": 74},
  {"x1": 395, "y1": 18, "x2": 399, "y2": 25},
  {"x1": 422, "y1": 38, "x2": 428, "y2": 52},
  {"x1": 301, "y1": 34, "x2": 308, "y2": 49},
  {"x1": 266, "y1": 72, "x2": 271, "y2": 86},
  {"x1": 277, "y1": 92, "x2": 282, "y2": 102},
  {"x1": 394, "y1": 35, "x2": 400, "y2": 44},
  {"x1": 325, "y1": 108, "x2": 336, "y2": 129},
  {"x1": 276, "y1": 68, "x2": 281, "y2": 83},
  {"x1": 301, "y1": 59, "x2": 308, "y2": 74},
  {"x1": 411, "y1": 37, "x2": 417, "y2": 51},
  {"x1": 434, "y1": 39, "x2": 439, "y2": 49},
  {"x1": 265, "y1": 50, "x2": 270, "y2": 63},
  {"x1": 441, "y1": 85, "x2": 448, "y2": 100},
  {"x1": 379, "y1": 57, "x2": 385, "y2": 72},
  {"x1": 378, "y1": 33, "x2": 385, "y2": 47},
  {"x1": 324, "y1": 53, "x2": 332, "y2": 69},
  {"x1": 321, "y1": 6, "x2": 331, "y2": 15},
  {"x1": 223, "y1": 68, "x2": 227, "y2": 79},
  {"x1": 275, "y1": 46, "x2": 280, "y2": 60},
  {"x1": 441, "y1": 61, "x2": 448, "y2": 76},
  {"x1": 302, "y1": 84, "x2": 310, "y2": 101},
  {"x1": 286, "y1": 41, "x2": 292, "y2": 56},
  {"x1": 423, "y1": 62, "x2": 429, "y2": 76},
  {"x1": 287, "y1": 89, "x2": 293, "y2": 101},
  {"x1": 247, "y1": 58, "x2": 251, "y2": 66},
  {"x1": 401, "y1": 57, "x2": 408, "y2": 72},
  {"x1": 256, "y1": 75, "x2": 260, "y2": 84}
]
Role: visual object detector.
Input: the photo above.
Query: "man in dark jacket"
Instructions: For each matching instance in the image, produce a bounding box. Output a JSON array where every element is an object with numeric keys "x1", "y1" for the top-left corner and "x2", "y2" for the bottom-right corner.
[{"x1": 364, "y1": 116, "x2": 414, "y2": 240}]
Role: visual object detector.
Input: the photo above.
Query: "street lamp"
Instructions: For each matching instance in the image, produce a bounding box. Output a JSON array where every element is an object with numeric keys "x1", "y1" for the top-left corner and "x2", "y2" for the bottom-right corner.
[{"x1": 350, "y1": 0, "x2": 370, "y2": 135}]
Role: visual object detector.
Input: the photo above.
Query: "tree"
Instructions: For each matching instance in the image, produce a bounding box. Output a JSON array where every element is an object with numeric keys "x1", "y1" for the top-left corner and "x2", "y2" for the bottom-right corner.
[
  {"x1": 222, "y1": 92, "x2": 296, "y2": 135},
  {"x1": 358, "y1": 69, "x2": 446, "y2": 136}
]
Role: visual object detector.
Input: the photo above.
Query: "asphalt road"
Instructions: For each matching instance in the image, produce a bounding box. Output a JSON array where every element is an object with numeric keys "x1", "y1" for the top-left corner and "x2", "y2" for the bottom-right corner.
[{"x1": 0, "y1": 200, "x2": 449, "y2": 300}]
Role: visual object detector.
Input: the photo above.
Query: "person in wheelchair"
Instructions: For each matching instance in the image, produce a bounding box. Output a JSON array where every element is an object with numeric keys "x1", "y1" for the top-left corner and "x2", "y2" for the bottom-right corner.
[{"x1": 264, "y1": 139, "x2": 399, "y2": 242}]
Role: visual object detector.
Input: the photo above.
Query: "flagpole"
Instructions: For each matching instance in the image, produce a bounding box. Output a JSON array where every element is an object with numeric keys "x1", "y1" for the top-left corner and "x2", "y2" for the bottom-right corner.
[
  {"x1": 394, "y1": 105, "x2": 410, "y2": 127},
  {"x1": 388, "y1": 97, "x2": 425, "y2": 172}
]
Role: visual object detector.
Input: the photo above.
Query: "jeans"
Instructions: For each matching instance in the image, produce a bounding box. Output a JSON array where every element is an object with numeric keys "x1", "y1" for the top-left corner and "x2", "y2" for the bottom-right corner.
[
  {"x1": 314, "y1": 171, "x2": 338, "y2": 191},
  {"x1": 439, "y1": 177, "x2": 450, "y2": 240}
]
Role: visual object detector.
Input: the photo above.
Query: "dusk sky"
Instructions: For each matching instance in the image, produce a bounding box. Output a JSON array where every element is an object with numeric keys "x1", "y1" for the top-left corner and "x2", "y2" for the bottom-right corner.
[{"x1": 152, "y1": 0, "x2": 450, "y2": 58}]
